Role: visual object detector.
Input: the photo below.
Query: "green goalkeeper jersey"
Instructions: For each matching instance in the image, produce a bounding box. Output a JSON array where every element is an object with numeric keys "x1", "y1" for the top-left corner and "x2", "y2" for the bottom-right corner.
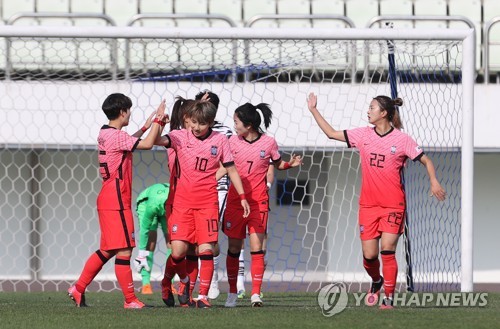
[{"x1": 136, "y1": 183, "x2": 170, "y2": 218}]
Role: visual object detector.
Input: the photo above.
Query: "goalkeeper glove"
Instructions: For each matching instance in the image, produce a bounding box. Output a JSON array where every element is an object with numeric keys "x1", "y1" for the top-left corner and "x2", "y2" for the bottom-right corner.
[{"x1": 134, "y1": 256, "x2": 150, "y2": 273}]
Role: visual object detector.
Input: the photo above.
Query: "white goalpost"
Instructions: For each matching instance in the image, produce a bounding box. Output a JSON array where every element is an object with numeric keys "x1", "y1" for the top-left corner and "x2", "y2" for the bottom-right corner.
[{"x1": 0, "y1": 26, "x2": 474, "y2": 293}]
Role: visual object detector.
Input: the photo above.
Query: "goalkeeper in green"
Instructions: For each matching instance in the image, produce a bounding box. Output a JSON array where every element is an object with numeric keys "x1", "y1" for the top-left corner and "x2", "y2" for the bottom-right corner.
[{"x1": 134, "y1": 183, "x2": 171, "y2": 294}]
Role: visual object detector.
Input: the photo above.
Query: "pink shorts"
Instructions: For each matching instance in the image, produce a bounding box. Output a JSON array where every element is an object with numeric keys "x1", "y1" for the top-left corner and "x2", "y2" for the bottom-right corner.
[
  {"x1": 168, "y1": 206, "x2": 219, "y2": 244},
  {"x1": 358, "y1": 206, "x2": 405, "y2": 240},
  {"x1": 98, "y1": 209, "x2": 136, "y2": 250},
  {"x1": 223, "y1": 205, "x2": 268, "y2": 239}
]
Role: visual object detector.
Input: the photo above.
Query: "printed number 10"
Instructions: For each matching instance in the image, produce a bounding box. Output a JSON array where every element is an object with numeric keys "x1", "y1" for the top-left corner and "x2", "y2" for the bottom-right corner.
[{"x1": 195, "y1": 157, "x2": 208, "y2": 171}]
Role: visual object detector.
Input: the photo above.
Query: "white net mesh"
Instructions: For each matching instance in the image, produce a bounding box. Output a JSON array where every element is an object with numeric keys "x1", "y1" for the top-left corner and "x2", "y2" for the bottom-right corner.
[{"x1": 0, "y1": 30, "x2": 464, "y2": 293}]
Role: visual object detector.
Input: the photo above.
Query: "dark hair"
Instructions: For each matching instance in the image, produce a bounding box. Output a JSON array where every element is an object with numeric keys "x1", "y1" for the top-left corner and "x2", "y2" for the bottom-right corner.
[
  {"x1": 234, "y1": 103, "x2": 272, "y2": 133},
  {"x1": 373, "y1": 95, "x2": 404, "y2": 130},
  {"x1": 187, "y1": 101, "x2": 217, "y2": 126},
  {"x1": 195, "y1": 90, "x2": 220, "y2": 110},
  {"x1": 170, "y1": 96, "x2": 196, "y2": 131},
  {"x1": 102, "y1": 93, "x2": 132, "y2": 120}
]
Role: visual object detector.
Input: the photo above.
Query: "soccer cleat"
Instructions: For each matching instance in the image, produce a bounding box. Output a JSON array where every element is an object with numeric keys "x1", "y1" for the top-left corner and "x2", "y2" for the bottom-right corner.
[
  {"x1": 379, "y1": 297, "x2": 394, "y2": 310},
  {"x1": 225, "y1": 293, "x2": 238, "y2": 308},
  {"x1": 237, "y1": 289, "x2": 246, "y2": 299},
  {"x1": 124, "y1": 298, "x2": 149, "y2": 309},
  {"x1": 180, "y1": 298, "x2": 196, "y2": 308},
  {"x1": 161, "y1": 278, "x2": 175, "y2": 307},
  {"x1": 364, "y1": 277, "x2": 384, "y2": 306},
  {"x1": 141, "y1": 283, "x2": 153, "y2": 295},
  {"x1": 208, "y1": 279, "x2": 220, "y2": 300},
  {"x1": 250, "y1": 293, "x2": 263, "y2": 307},
  {"x1": 68, "y1": 285, "x2": 87, "y2": 307},
  {"x1": 177, "y1": 278, "x2": 190, "y2": 306},
  {"x1": 123, "y1": 298, "x2": 153, "y2": 309},
  {"x1": 194, "y1": 296, "x2": 212, "y2": 308}
]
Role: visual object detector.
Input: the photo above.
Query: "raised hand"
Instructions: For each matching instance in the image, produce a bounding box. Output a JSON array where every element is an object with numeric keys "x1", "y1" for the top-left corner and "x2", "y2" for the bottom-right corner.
[
  {"x1": 143, "y1": 111, "x2": 156, "y2": 130},
  {"x1": 155, "y1": 99, "x2": 166, "y2": 119},
  {"x1": 307, "y1": 92, "x2": 318, "y2": 112},
  {"x1": 288, "y1": 154, "x2": 303, "y2": 167}
]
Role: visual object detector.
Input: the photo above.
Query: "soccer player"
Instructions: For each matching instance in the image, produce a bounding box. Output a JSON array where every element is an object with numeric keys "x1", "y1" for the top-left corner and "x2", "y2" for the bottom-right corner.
[
  {"x1": 68, "y1": 93, "x2": 167, "y2": 309},
  {"x1": 237, "y1": 163, "x2": 275, "y2": 300},
  {"x1": 307, "y1": 92, "x2": 446, "y2": 309},
  {"x1": 134, "y1": 182, "x2": 171, "y2": 295},
  {"x1": 163, "y1": 96, "x2": 199, "y2": 304},
  {"x1": 193, "y1": 90, "x2": 232, "y2": 300},
  {"x1": 223, "y1": 103, "x2": 302, "y2": 308},
  {"x1": 156, "y1": 100, "x2": 250, "y2": 308}
]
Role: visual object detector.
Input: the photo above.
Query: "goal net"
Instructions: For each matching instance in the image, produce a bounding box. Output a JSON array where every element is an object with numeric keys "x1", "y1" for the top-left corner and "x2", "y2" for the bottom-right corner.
[{"x1": 0, "y1": 26, "x2": 473, "y2": 293}]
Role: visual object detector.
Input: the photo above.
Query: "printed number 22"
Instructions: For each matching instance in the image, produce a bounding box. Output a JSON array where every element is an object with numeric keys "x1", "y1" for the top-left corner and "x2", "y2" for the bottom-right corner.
[{"x1": 369, "y1": 153, "x2": 385, "y2": 168}]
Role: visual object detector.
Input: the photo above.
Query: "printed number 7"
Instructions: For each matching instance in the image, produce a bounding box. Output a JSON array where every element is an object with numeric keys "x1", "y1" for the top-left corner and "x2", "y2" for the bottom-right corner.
[{"x1": 247, "y1": 160, "x2": 253, "y2": 174}]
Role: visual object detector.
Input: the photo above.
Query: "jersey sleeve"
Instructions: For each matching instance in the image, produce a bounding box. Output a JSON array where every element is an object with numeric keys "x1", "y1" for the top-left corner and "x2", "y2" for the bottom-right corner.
[
  {"x1": 166, "y1": 130, "x2": 181, "y2": 151},
  {"x1": 344, "y1": 127, "x2": 366, "y2": 148},
  {"x1": 404, "y1": 135, "x2": 425, "y2": 161},
  {"x1": 270, "y1": 138, "x2": 281, "y2": 162},
  {"x1": 220, "y1": 135, "x2": 234, "y2": 167},
  {"x1": 117, "y1": 130, "x2": 139, "y2": 152}
]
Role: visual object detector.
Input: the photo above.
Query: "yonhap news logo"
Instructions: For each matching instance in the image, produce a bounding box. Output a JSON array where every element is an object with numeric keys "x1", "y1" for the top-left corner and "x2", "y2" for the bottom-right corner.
[
  {"x1": 317, "y1": 282, "x2": 349, "y2": 317},
  {"x1": 317, "y1": 282, "x2": 488, "y2": 317}
]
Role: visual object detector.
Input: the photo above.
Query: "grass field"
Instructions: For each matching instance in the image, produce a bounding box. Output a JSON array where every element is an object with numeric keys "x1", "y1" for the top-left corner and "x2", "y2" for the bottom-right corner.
[{"x1": 1, "y1": 291, "x2": 499, "y2": 329}]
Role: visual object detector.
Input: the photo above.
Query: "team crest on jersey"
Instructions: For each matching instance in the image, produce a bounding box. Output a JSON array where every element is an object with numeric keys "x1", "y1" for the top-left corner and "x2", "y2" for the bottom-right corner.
[
  {"x1": 226, "y1": 221, "x2": 232, "y2": 229},
  {"x1": 172, "y1": 224, "x2": 178, "y2": 234},
  {"x1": 260, "y1": 150, "x2": 266, "y2": 158},
  {"x1": 390, "y1": 146, "x2": 397, "y2": 154},
  {"x1": 211, "y1": 146, "x2": 218, "y2": 157}
]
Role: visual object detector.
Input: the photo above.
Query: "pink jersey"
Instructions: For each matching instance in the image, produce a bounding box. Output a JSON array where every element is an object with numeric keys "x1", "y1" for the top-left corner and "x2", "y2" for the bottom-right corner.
[
  {"x1": 227, "y1": 134, "x2": 281, "y2": 207},
  {"x1": 96, "y1": 125, "x2": 139, "y2": 210},
  {"x1": 165, "y1": 148, "x2": 178, "y2": 206},
  {"x1": 166, "y1": 128, "x2": 234, "y2": 208},
  {"x1": 345, "y1": 127, "x2": 424, "y2": 209}
]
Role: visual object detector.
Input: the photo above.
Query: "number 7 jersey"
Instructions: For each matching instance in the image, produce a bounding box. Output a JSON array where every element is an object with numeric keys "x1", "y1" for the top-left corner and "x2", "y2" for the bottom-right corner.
[{"x1": 227, "y1": 134, "x2": 281, "y2": 208}]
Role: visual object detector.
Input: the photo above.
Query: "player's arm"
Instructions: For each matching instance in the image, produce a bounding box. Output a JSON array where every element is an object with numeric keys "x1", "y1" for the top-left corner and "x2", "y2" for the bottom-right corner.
[
  {"x1": 307, "y1": 92, "x2": 345, "y2": 142},
  {"x1": 266, "y1": 164, "x2": 275, "y2": 190},
  {"x1": 216, "y1": 162, "x2": 228, "y2": 181},
  {"x1": 137, "y1": 100, "x2": 168, "y2": 150},
  {"x1": 275, "y1": 154, "x2": 303, "y2": 170},
  {"x1": 419, "y1": 154, "x2": 446, "y2": 201},
  {"x1": 133, "y1": 111, "x2": 155, "y2": 138},
  {"x1": 226, "y1": 164, "x2": 250, "y2": 217}
]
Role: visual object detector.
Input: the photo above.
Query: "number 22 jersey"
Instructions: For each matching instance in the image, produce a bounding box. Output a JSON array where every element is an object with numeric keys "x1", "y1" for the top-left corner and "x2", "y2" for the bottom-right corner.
[{"x1": 344, "y1": 126, "x2": 424, "y2": 209}]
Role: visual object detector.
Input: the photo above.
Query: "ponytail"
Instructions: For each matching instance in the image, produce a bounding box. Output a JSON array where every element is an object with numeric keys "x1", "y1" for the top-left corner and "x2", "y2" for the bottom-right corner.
[
  {"x1": 255, "y1": 103, "x2": 273, "y2": 131},
  {"x1": 391, "y1": 97, "x2": 403, "y2": 130},
  {"x1": 170, "y1": 96, "x2": 195, "y2": 131}
]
